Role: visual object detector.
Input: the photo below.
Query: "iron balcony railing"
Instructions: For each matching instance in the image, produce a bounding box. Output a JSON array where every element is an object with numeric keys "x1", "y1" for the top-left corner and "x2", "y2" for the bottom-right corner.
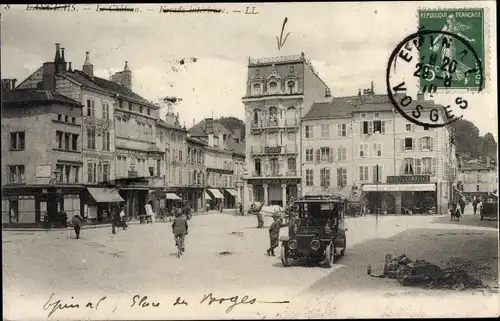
[
  {"x1": 250, "y1": 118, "x2": 298, "y2": 129},
  {"x1": 250, "y1": 144, "x2": 298, "y2": 155}
]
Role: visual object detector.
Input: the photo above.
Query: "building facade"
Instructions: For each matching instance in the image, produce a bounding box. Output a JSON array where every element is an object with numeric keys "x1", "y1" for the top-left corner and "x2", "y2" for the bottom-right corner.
[
  {"x1": 302, "y1": 90, "x2": 457, "y2": 214},
  {"x1": 2, "y1": 79, "x2": 84, "y2": 226},
  {"x1": 458, "y1": 160, "x2": 498, "y2": 198},
  {"x1": 241, "y1": 53, "x2": 331, "y2": 210},
  {"x1": 186, "y1": 137, "x2": 207, "y2": 212}
]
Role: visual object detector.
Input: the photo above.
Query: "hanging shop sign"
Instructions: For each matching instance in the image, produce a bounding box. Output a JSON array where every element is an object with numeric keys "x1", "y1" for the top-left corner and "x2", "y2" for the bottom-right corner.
[{"x1": 386, "y1": 175, "x2": 431, "y2": 184}]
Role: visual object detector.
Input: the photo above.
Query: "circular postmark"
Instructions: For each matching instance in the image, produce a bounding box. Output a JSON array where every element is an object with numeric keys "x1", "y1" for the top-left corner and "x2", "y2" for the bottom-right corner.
[{"x1": 386, "y1": 29, "x2": 484, "y2": 128}]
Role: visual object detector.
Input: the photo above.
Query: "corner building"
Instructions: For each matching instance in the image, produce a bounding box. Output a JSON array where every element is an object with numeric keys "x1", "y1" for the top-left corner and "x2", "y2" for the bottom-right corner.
[{"x1": 241, "y1": 53, "x2": 331, "y2": 210}]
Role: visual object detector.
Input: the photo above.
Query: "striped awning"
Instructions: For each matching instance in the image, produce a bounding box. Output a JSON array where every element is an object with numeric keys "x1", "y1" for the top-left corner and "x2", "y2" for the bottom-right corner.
[
  {"x1": 87, "y1": 188, "x2": 124, "y2": 203},
  {"x1": 166, "y1": 193, "x2": 181, "y2": 200},
  {"x1": 225, "y1": 189, "x2": 238, "y2": 197},
  {"x1": 205, "y1": 192, "x2": 212, "y2": 200},
  {"x1": 362, "y1": 184, "x2": 436, "y2": 192}
]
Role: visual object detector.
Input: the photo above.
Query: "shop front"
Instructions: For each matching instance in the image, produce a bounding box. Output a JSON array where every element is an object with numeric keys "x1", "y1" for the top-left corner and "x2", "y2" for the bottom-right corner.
[
  {"x1": 245, "y1": 178, "x2": 300, "y2": 207},
  {"x1": 85, "y1": 187, "x2": 125, "y2": 222},
  {"x1": 113, "y1": 177, "x2": 149, "y2": 219},
  {"x1": 2, "y1": 184, "x2": 85, "y2": 228},
  {"x1": 206, "y1": 188, "x2": 224, "y2": 210},
  {"x1": 185, "y1": 187, "x2": 204, "y2": 213},
  {"x1": 222, "y1": 188, "x2": 238, "y2": 209},
  {"x1": 361, "y1": 175, "x2": 437, "y2": 214}
]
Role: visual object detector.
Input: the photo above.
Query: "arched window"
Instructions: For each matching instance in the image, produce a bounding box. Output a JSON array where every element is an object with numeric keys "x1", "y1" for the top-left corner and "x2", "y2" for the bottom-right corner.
[
  {"x1": 253, "y1": 83, "x2": 262, "y2": 95},
  {"x1": 269, "y1": 81, "x2": 278, "y2": 94},
  {"x1": 287, "y1": 81, "x2": 295, "y2": 94}
]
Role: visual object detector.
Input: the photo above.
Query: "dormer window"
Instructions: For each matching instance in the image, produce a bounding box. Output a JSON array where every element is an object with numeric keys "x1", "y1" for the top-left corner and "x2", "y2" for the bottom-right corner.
[
  {"x1": 289, "y1": 66, "x2": 294, "y2": 73},
  {"x1": 253, "y1": 83, "x2": 262, "y2": 95},
  {"x1": 147, "y1": 108, "x2": 151, "y2": 116},
  {"x1": 255, "y1": 68, "x2": 260, "y2": 76},
  {"x1": 269, "y1": 81, "x2": 278, "y2": 94},
  {"x1": 139, "y1": 106, "x2": 143, "y2": 113},
  {"x1": 287, "y1": 81, "x2": 295, "y2": 94}
]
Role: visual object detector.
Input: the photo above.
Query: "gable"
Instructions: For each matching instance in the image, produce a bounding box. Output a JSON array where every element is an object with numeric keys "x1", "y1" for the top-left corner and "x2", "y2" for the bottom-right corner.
[{"x1": 16, "y1": 66, "x2": 44, "y2": 90}]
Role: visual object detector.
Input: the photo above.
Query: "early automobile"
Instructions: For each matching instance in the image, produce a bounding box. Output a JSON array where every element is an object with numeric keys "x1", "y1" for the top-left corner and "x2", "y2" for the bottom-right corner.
[
  {"x1": 480, "y1": 193, "x2": 498, "y2": 220},
  {"x1": 279, "y1": 193, "x2": 348, "y2": 268}
]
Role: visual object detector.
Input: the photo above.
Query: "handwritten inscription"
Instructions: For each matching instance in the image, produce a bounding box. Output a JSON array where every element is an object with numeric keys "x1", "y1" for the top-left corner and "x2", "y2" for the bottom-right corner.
[
  {"x1": 200, "y1": 293, "x2": 257, "y2": 313},
  {"x1": 43, "y1": 293, "x2": 106, "y2": 318},
  {"x1": 42, "y1": 293, "x2": 286, "y2": 317},
  {"x1": 277, "y1": 17, "x2": 291, "y2": 50},
  {"x1": 131, "y1": 295, "x2": 160, "y2": 308}
]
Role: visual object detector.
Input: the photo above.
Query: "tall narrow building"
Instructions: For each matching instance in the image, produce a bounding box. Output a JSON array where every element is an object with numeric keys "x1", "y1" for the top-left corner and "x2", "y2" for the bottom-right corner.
[{"x1": 241, "y1": 53, "x2": 331, "y2": 210}]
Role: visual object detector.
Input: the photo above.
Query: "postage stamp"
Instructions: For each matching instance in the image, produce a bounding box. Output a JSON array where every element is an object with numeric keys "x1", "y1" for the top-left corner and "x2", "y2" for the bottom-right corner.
[{"x1": 418, "y1": 8, "x2": 485, "y2": 91}]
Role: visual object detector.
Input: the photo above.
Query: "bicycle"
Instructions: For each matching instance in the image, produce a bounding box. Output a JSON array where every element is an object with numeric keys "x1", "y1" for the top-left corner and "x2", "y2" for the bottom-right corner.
[{"x1": 175, "y1": 234, "x2": 185, "y2": 258}]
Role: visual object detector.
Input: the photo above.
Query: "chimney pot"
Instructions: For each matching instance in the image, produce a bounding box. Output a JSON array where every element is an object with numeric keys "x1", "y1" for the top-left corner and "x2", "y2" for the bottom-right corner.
[{"x1": 68, "y1": 62, "x2": 73, "y2": 72}]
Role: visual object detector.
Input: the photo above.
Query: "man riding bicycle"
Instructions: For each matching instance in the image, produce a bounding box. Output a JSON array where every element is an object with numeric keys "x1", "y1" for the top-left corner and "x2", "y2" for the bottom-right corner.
[{"x1": 172, "y1": 210, "x2": 188, "y2": 252}]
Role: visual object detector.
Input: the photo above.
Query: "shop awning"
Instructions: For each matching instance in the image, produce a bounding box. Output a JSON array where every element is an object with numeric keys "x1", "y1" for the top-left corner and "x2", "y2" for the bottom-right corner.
[
  {"x1": 205, "y1": 192, "x2": 212, "y2": 200},
  {"x1": 166, "y1": 193, "x2": 181, "y2": 200},
  {"x1": 225, "y1": 189, "x2": 238, "y2": 197},
  {"x1": 208, "y1": 188, "x2": 224, "y2": 199},
  {"x1": 87, "y1": 188, "x2": 124, "y2": 203},
  {"x1": 362, "y1": 184, "x2": 436, "y2": 192}
]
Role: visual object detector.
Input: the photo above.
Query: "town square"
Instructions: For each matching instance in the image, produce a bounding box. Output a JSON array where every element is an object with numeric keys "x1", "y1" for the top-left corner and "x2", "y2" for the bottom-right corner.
[{"x1": 1, "y1": 2, "x2": 498, "y2": 319}]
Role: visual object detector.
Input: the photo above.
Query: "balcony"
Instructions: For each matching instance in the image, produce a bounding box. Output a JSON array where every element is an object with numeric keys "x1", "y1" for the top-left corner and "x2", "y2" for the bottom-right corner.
[
  {"x1": 250, "y1": 144, "x2": 298, "y2": 155},
  {"x1": 250, "y1": 170, "x2": 299, "y2": 178},
  {"x1": 250, "y1": 118, "x2": 298, "y2": 131}
]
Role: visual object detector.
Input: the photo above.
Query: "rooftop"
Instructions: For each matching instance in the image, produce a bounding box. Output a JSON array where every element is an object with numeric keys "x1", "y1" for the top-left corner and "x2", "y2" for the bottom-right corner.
[
  {"x1": 2, "y1": 89, "x2": 82, "y2": 107},
  {"x1": 461, "y1": 162, "x2": 494, "y2": 171}
]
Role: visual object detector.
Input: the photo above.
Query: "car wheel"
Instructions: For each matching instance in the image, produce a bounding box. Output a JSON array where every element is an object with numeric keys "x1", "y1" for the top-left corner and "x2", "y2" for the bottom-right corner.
[
  {"x1": 340, "y1": 238, "x2": 346, "y2": 257},
  {"x1": 281, "y1": 244, "x2": 291, "y2": 267},
  {"x1": 325, "y1": 242, "x2": 335, "y2": 268}
]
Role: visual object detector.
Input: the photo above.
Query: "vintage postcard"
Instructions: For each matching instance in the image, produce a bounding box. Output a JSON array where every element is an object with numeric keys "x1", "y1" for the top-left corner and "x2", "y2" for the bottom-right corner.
[{"x1": 1, "y1": 1, "x2": 498, "y2": 320}]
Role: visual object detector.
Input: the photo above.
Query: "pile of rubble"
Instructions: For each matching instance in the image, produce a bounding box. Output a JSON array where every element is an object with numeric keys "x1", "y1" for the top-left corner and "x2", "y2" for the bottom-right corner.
[{"x1": 367, "y1": 253, "x2": 489, "y2": 291}]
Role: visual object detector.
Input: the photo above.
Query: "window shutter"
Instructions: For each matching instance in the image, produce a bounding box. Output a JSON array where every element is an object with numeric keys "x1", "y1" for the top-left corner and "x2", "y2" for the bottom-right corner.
[
  {"x1": 337, "y1": 168, "x2": 341, "y2": 186},
  {"x1": 379, "y1": 166, "x2": 383, "y2": 183},
  {"x1": 360, "y1": 123, "x2": 364, "y2": 135},
  {"x1": 372, "y1": 143, "x2": 377, "y2": 155},
  {"x1": 368, "y1": 121, "x2": 374, "y2": 134},
  {"x1": 412, "y1": 138, "x2": 416, "y2": 151},
  {"x1": 315, "y1": 149, "x2": 321, "y2": 162},
  {"x1": 430, "y1": 137, "x2": 434, "y2": 150},
  {"x1": 372, "y1": 165, "x2": 377, "y2": 182},
  {"x1": 432, "y1": 158, "x2": 437, "y2": 175},
  {"x1": 401, "y1": 139, "x2": 405, "y2": 151},
  {"x1": 329, "y1": 148, "x2": 334, "y2": 162},
  {"x1": 411, "y1": 124, "x2": 415, "y2": 132},
  {"x1": 381, "y1": 121, "x2": 386, "y2": 133},
  {"x1": 365, "y1": 143, "x2": 369, "y2": 157}
]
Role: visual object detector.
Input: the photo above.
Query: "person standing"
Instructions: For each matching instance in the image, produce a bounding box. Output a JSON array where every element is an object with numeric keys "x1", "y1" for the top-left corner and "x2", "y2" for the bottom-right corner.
[
  {"x1": 71, "y1": 211, "x2": 83, "y2": 239},
  {"x1": 266, "y1": 214, "x2": 281, "y2": 256},
  {"x1": 119, "y1": 206, "x2": 127, "y2": 230},
  {"x1": 239, "y1": 202, "x2": 243, "y2": 216},
  {"x1": 472, "y1": 198, "x2": 478, "y2": 215},
  {"x1": 459, "y1": 197, "x2": 466, "y2": 216},
  {"x1": 477, "y1": 198, "x2": 483, "y2": 217}
]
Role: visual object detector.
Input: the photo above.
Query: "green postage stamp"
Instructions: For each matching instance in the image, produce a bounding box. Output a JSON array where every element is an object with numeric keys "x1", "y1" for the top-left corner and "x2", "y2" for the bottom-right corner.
[{"x1": 418, "y1": 8, "x2": 485, "y2": 91}]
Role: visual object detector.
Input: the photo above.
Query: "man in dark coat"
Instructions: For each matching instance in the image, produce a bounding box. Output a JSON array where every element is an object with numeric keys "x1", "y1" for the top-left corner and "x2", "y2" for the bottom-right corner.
[
  {"x1": 71, "y1": 212, "x2": 83, "y2": 239},
  {"x1": 458, "y1": 197, "x2": 466, "y2": 216},
  {"x1": 266, "y1": 214, "x2": 281, "y2": 256}
]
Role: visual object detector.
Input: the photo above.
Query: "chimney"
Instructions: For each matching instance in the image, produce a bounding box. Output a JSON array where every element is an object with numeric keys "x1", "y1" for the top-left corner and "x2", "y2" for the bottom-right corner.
[
  {"x1": 42, "y1": 62, "x2": 56, "y2": 90},
  {"x1": 54, "y1": 43, "x2": 61, "y2": 73},
  {"x1": 124, "y1": 61, "x2": 130, "y2": 71},
  {"x1": 325, "y1": 88, "x2": 331, "y2": 97},
  {"x1": 1, "y1": 79, "x2": 12, "y2": 91},
  {"x1": 205, "y1": 118, "x2": 214, "y2": 134},
  {"x1": 60, "y1": 47, "x2": 67, "y2": 72},
  {"x1": 82, "y1": 51, "x2": 94, "y2": 77},
  {"x1": 218, "y1": 132, "x2": 224, "y2": 144},
  {"x1": 208, "y1": 133, "x2": 214, "y2": 147},
  {"x1": 370, "y1": 81, "x2": 374, "y2": 93},
  {"x1": 67, "y1": 62, "x2": 73, "y2": 72}
]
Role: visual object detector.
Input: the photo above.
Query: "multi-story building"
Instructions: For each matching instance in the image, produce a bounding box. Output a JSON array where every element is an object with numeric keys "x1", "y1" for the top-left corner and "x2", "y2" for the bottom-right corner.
[
  {"x1": 186, "y1": 136, "x2": 207, "y2": 212},
  {"x1": 242, "y1": 53, "x2": 331, "y2": 209},
  {"x1": 189, "y1": 118, "x2": 245, "y2": 210},
  {"x1": 458, "y1": 160, "x2": 498, "y2": 198},
  {"x1": 16, "y1": 44, "x2": 165, "y2": 219},
  {"x1": 161, "y1": 110, "x2": 189, "y2": 208},
  {"x1": 301, "y1": 99, "x2": 353, "y2": 196},
  {"x1": 302, "y1": 89, "x2": 456, "y2": 214},
  {"x1": 2, "y1": 79, "x2": 84, "y2": 226}
]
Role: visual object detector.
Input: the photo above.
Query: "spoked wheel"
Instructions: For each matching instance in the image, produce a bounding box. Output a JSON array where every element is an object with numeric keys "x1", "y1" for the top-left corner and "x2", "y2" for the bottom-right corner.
[
  {"x1": 396, "y1": 267, "x2": 412, "y2": 286},
  {"x1": 340, "y1": 238, "x2": 346, "y2": 257},
  {"x1": 281, "y1": 245, "x2": 291, "y2": 267},
  {"x1": 325, "y1": 242, "x2": 335, "y2": 268}
]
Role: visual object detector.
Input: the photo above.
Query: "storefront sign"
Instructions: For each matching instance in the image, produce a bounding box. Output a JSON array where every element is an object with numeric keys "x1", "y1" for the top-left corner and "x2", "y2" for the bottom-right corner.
[
  {"x1": 386, "y1": 175, "x2": 431, "y2": 184},
  {"x1": 249, "y1": 178, "x2": 300, "y2": 185},
  {"x1": 264, "y1": 146, "x2": 281, "y2": 154}
]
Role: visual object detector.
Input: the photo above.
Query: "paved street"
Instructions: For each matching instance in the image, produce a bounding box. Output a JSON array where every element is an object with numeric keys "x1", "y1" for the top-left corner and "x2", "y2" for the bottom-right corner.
[{"x1": 3, "y1": 209, "x2": 499, "y2": 319}]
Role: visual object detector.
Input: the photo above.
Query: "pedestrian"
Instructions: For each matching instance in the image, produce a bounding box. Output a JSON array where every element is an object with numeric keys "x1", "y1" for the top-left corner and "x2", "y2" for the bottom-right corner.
[
  {"x1": 472, "y1": 199, "x2": 478, "y2": 215},
  {"x1": 71, "y1": 211, "x2": 83, "y2": 239},
  {"x1": 477, "y1": 198, "x2": 483, "y2": 217},
  {"x1": 459, "y1": 197, "x2": 466, "y2": 216},
  {"x1": 119, "y1": 206, "x2": 127, "y2": 230},
  {"x1": 239, "y1": 202, "x2": 243, "y2": 216},
  {"x1": 111, "y1": 206, "x2": 119, "y2": 234},
  {"x1": 266, "y1": 214, "x2": 281, "y2": 256}
]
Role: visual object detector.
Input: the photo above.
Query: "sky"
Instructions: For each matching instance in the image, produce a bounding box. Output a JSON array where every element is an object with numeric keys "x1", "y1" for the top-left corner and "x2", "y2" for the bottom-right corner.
[{"x1": 1, "y1": 2, "x2": 497, "y2": 138}]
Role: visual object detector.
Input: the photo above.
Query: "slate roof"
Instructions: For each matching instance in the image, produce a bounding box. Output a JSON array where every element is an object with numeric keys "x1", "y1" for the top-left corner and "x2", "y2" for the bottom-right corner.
[
  {"x1": 2, "y1": 89, "x2": 82, "y2": 107},
  {"x1": 62, "y1": 70, "x2": 155, "y2": 107},
  {"x1": 188, "y1": 119, "x2": 234, "y2": 137},
  {"x1": 225, "y1": 138, "x2": 245, "y2": 156},
  {"x1": 304, "y1": 94, "x2": 444, "y2": 119},
  {"x1": 156, "y1": 119, "x2": 185, "y2": 131},
  {"x1": 186, "y1": 136, "x2": 207, "y2": 146}
]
